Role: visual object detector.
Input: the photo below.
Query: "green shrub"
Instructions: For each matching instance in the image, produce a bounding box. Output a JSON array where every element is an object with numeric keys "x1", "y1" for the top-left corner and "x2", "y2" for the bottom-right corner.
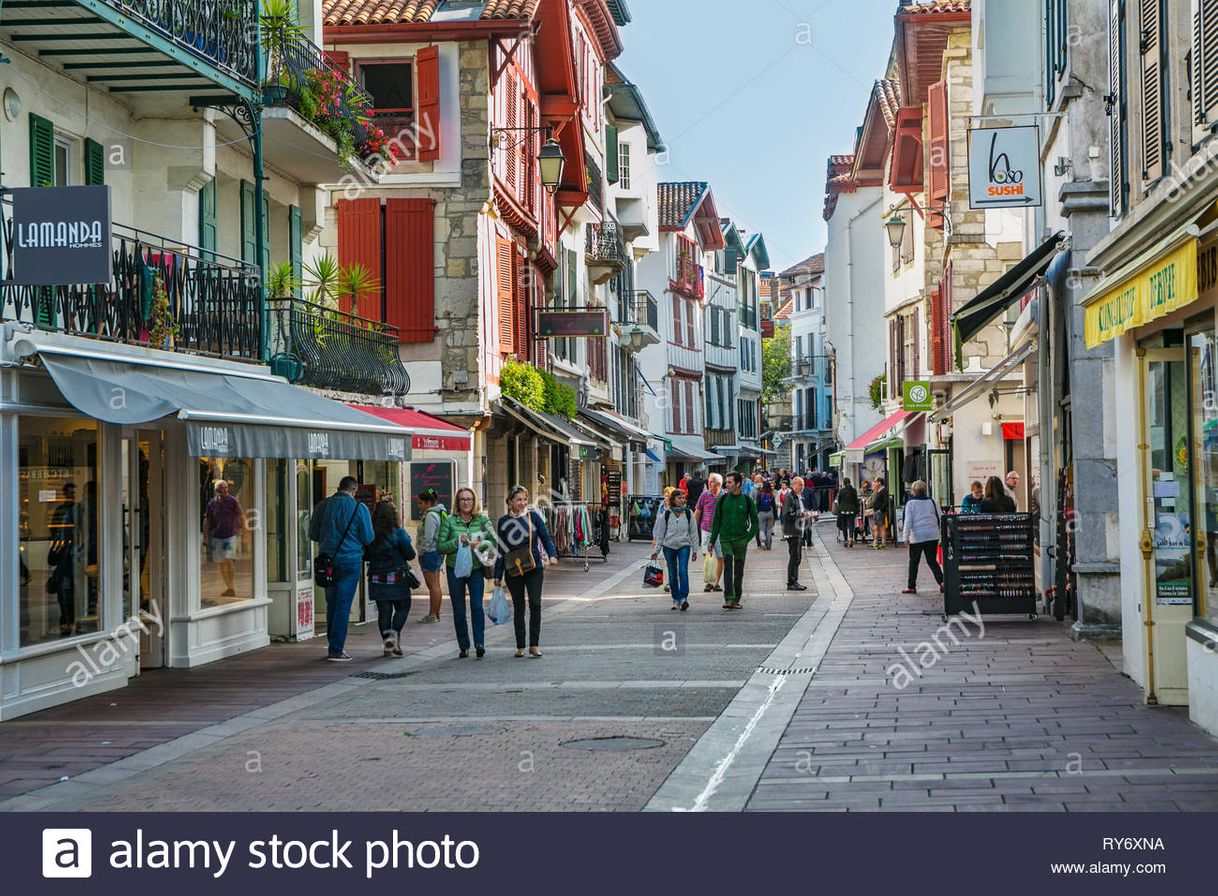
[
  {"x1": 540, "y1": 370, "x2": 577, "y2": 419},
  {"x1": 501, "y1": 359, "x2": 545, "y2": 411}
]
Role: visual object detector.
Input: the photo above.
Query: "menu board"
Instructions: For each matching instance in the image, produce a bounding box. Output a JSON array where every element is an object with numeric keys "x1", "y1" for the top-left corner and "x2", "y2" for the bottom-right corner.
[
  {"x1": 606, "y1": 470, "x2": 623, "y2": 504},
  {"x1": 410, "y1": 461, "x2": 456, "y2": 521}
]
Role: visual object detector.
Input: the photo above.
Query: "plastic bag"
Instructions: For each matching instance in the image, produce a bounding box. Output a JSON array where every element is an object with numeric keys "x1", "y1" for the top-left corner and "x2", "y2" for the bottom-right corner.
[
  {"x1": 702, "y1": 549, "x2": 717, "y2": 584},
  {"x1": 643, "y1": 562, "x2": 664, "y2": 588},
  {"x1": 454, "y1": 544, "x2": 473, "y2": 579},
  {"x1": 487, "y1": 586, "x2": 511, "y2": 625}
]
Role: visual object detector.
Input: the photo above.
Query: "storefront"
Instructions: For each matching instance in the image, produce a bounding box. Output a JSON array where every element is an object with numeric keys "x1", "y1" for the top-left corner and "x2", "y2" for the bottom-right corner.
[
  {"x1": 0, "y1": 331, "x2": 414, "y2": 720},
  {"x1": 1084, "y1": 220, "x2": 1218, "y2": 734}
]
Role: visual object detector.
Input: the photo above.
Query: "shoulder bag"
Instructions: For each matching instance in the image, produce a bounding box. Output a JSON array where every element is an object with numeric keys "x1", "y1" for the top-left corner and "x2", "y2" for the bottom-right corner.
[
  {"x1": 315, "y1": 502, "x2": 358, "y2": 588},
  {"x1": 504, "y1": 513, "x2": 537, "y2": 578}
]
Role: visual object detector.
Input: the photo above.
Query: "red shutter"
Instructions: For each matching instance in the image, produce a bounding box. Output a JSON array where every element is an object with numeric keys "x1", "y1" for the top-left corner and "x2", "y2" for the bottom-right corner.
[
  {"x1": 930, "y1": 287, "x2": 945, "y2": 375},
  {"x1": 505, "y1": 71, "x2": 518, "y2": 192},
  {"x1": 888, "y1": 318, "x2": 899, "y2": 399},
  {"x1": 416, "y1": 46, "x2": 441, "y2": 162},
  {"x1": 336, "y1": 198, "x2": 382, "y2": 318},
  {"x1": 384, "y1": 198, "x2": 435, "y2": 343},
  {"x1": 513, "y1": 250, "x2": 529, "y2": 358},
  {"x1": 496, "y1": 237, "x2": 515, "y2": 352},
  {"x1": 325, "y1": 50, "x2": 350, "y2": 73},
  {"x1": 911, "y1": 306, "x2": 921, "y2": 378},
  {"x1": 928, "y1": 81, "x2": 949, "y2": 229},
  {"x1": 534, "y1": 271, "x2": 548, "y2": 367}
]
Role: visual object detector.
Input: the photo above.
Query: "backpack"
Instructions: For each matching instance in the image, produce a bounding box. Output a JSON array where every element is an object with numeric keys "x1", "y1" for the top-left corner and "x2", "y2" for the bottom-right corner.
[
  {"x1": 758, "y1": 493, "x2": 774, "y2": 512},
  {"x1": 662, "y1": 508, "x2": 694, "y2": 541}
]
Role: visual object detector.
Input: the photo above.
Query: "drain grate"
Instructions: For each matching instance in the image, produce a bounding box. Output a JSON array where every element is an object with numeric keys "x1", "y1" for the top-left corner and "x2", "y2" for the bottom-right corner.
[
  {"x1": 757, "y1": 666, "x2": 817, "y2": 676},
  {"x1": 353, "y1": 671, "x2": 416, "y2": 681},
  {"x1": 406, "y1": 725, "x2": 505, "y2": 737},
  {"x1": 561, "y1": 736, "x2": 666, "y2": 752}
]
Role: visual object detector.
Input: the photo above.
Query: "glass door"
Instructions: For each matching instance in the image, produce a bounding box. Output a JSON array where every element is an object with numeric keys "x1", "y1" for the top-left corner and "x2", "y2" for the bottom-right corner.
[
  {"x1": 123, "y1": 431, "x2": 166, "y2": 670},
  {"x1": 1190, "y1": 330, "x2": 1218, "y2": 624}
]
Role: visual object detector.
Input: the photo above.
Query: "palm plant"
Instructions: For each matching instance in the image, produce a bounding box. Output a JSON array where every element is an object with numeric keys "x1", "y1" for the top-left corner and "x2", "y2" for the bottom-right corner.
[
  {"x1": 303, "y1": 252, "x2": 340, "y2": 309},
  {"x1": 266, "y1": 260, "x2": 298, "y2": 299},
  {"x1": 259, "y1": 0, "x2": 306, "y2": 97},
  {"x1": 336, "y1": 263, "x2": 380, "y2": 318}
]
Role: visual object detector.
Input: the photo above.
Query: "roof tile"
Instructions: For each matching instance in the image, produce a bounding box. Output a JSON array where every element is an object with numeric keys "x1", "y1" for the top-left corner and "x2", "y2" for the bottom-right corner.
[
  {"x1": 658, "y1": 181, "x2": 709, "y2": 229},
  {"x1": 323, "y1": 0, "x2": 540, "y2": 28}
]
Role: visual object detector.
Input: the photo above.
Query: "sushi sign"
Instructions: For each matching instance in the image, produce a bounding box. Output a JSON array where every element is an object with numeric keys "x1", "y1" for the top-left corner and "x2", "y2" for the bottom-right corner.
[{"x1": 968, "y1": 127, "x2": 1042, "y2": 209}]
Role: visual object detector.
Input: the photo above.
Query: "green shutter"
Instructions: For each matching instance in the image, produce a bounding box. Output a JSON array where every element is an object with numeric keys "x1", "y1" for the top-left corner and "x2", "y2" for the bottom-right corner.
[
  {"x1": 605, "y1": 124, "x2": 619, "y2": 184},
  {"x1": 29, "y1": 113, "x2": 55, "y2": 187},
  {"x1": 240, "y1": 180, "x2": 256, "y2": 265},
  {"x1": 261, "y1": 192, "x2": 271, "y2": 280},
  {"x1": 199, "y1": 178, "x2": 217, "y2": 257},
  {"x1": 84, "y1": 138, "x2": 105, "y2": 185},
  {"x1": 289, "y1": 205, "x2": 303, "y2": 296}
]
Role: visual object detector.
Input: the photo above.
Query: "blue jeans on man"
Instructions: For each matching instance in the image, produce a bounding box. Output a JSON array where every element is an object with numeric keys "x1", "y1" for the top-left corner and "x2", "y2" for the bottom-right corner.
[
  {"x1": 663, "y1": 546, "x2": 690, "y2": 606},
  {"x1": 447, "y1": 567, "x2": 486, "y2": 651},
  {"x1": 325, "y1": 557, "x2": 362, "y2": 655}
]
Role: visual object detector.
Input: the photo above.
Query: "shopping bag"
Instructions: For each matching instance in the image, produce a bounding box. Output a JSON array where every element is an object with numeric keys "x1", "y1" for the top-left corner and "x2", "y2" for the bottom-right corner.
[
  {"x1": 487, "y1": 586, "x2": 511, "y2": 625},
  {"x1": 454, "y1": 544, "x2": 474, "y2": 579},
  {"x1": 643, "y1": 562, "x2": 664, "y2": 588},
  {"x1": 702, "y1": 550, "x2": 717, "y2": 584},
  {"x1": 936, "y1": 543, "x2": 944, "y2": 567}
]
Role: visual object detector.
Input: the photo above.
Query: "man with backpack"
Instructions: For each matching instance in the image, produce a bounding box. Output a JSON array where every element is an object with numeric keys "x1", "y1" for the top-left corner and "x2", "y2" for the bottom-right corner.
[
  {"x1": 309, "y1": 476, "x2": 374, "y2": 661},
  {"x1": 707, "y1": 472, "x2": 759, "y2": 610}
]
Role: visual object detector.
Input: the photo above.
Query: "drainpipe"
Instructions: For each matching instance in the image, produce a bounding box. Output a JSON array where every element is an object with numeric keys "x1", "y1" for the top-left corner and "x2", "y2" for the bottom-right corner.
[
  {"x1": 253, "y1": 9, "x2": 268, "y2": 363},
  {"x1": 1135, "y1": 347, "x2": 1159, "y2": 705}
]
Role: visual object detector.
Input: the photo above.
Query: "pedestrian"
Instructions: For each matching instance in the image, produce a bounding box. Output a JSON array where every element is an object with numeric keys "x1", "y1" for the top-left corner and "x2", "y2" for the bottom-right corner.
[
  {"x1": 414, "y1": 488, "x2": 446, "y2": 624},
  {"x1": 901, "y1": 480, "x2": 944, "y2": 595},
  {"x1": 366, "y1": 498, "x2": 417, "y2": 657},
  {"x1": 981, "y1": 476, "x2": 1017, "y2": 513},
  {"x1": 437, "y1": 487, "x2": 494, "y2": 659},
  {"x1": 960, "y1": 480, "x2": 984, "y2": 514},
  {"x1": 651, "y1": 487, "x2": 698, "y2": 611},
  {"x1": 708, "y1": 471, "x2": 759, "y2": 609},
  {"x1": 836, "y1": 477, "x2": 860, "y2": 547},
  {"x1": 781, "y1": 476, "x2": 812, "y2": 591},
  {"x1": 493, "y1": 485, "x2": 558, "y2": 658},
  {"x1": 801, "y1": 474, "x2": 818, "y2": 546},
  {"x1": 867, "y1": 476, "x2": 891, "y2": 549},
  {"x1": 47, "y1": 481, "x2": 80, "y2": 637},
  {"x1": 685, "y1": 468, "x2": 707, "y2": 507},
  {"x1": 694, "y1": 473, "x2": 725, "y2": 592},
  {"x1": 203, "y1": 480, "x2": 247, "y2": 599},
  {"x1": 756, "y1": 480, "x2": 777, "y2": 550},
  {"x1": 1005, "y1": 470, "x2": 1022, "y2": 510},
  {"x1": 309, "y1": 476, "x2": 374, "y2": 662}
]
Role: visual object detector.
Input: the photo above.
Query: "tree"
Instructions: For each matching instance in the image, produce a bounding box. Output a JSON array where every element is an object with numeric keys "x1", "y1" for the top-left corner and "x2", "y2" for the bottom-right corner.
[{"x1": 762, "y1": 329, "x2": 791, "y2": 408}]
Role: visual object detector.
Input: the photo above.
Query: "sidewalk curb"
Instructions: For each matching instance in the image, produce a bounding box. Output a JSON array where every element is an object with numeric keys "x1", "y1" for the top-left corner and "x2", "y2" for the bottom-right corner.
[{"x1": 644, "y1": 527, "x2": 855, "y2": 812}]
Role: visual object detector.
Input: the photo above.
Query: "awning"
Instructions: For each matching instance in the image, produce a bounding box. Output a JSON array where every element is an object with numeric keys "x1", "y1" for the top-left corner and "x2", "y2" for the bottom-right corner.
[
  {"x1": 27, "y1": 351, "x2": 413, "y2": 460},
  {"x1": 1083, "y1": 221, "x2": 1201, "y2": 348},
  {"x1": 645, "y1": 448, "x2": 663, "y2": 463},
  {"x1": 350, "y1": 405, "x2": 472, "y2": 452},
  {"x1": 500, "y1": 397, "x2": 597, "y2": 448},
  {"x1": 928, "y1": 339, "x2": 1035, "y2": 423},
  {"x1": 952, "y1": 232, "x2": 1064, "y2": 345},
  {"x1": 843, "y1": 410, "x2": 915, "y2": 464},
  {"x1": 577, "y1": 408, "x2": 645, "y2": 446},
  {"x1": 666, "y1": 445, "x2": 721, "y2": 464}
]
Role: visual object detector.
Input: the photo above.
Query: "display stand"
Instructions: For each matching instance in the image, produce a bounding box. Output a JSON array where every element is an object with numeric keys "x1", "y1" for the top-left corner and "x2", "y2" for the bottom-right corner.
[
  {"x1": 626, "y1": 495, "x2": 665, "y2": 542},
  {"x1": 942, "y1": 513, "x2": 1038, "y2": 620}
]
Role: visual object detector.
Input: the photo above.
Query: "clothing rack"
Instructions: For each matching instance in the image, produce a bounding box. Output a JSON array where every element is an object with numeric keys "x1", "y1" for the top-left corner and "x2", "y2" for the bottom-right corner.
[{"x1": 540, "y1": 501, "x2": 610, "y2": 572}]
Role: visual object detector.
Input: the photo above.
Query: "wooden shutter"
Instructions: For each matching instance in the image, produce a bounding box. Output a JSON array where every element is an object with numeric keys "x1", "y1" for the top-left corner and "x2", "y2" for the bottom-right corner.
[
  {"x1": 927, "y1": 81, "x2": 949, "y2": 229},
  {"x1": 496, "y1": 237, "x2": 515, "y2": 352},
  {"x1": 336, "y1": 197, "x2": 383, "y2": 317},
  {"x1": 384, "y1": 198, "x2": 436, "y2": 343},
  {"x1": 30, "y1": 113, "x2": 54, "y2": 186},
  {"x1": 84, "y1": 138, "x2": 104, "y2": 185},
  {"x1": 605, "y1": 123, "x2": 619, "y2": 184},
  {"x1": 198, "y1": 178, "x2": 217, "y2": 258},
  {"x1": 685, "y1": 381, "x2": 695, "y2": 434},
  {"x1": 416, "y1": 45, "x2": 442, "y2": 162},
  {"x1": 930, "y1": 287, "x2": 945, "y2": 375},
  {"x1": 288, "y1": 204, "x2": 302, "y2": 292},
  {"x1": 671, "y1": 378, "x2": 681, "y2": 432},
  {"x1": 1109, "y1": 0, "x2": 1128, "y2": 217},
  {"x1": 888, "y1": 318, "x2": 899, "y2": 399},
  {"x1": 1196, "y1": 0, "x2": 1218, "y2": 125},
  {"x1": 686, "y1": 300, "x2": 695, "y2": 347},
  {"x1": 261, "y1": 192, "x2": 271, "y2": 284},
  {"x1": 911, "y1": 307, "x2": 921, "y2": 378},
  {"x1": 513, "y1": 251, "x2": 529, "y2": 358},
  {"x1": 240, "y1": 180, "x2": 257, "y2": 265},
  {"x1": 1140, "y1": 0, "x2": 1165, "y2": 182},
  {"x1": 504, "y1": 71, "x2": 518, "y2": 192},
  {"x1": 672, "y1": 294, "x2": 682, "y2": 345}
]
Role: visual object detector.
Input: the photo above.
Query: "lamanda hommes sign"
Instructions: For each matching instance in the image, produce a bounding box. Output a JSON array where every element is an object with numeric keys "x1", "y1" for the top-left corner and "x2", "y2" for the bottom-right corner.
[
  {"x1": 10, "y1": 185, "x2": 112, "y2": 286},
  {"x1": 967, "y1": 126, "x2": 1042, "y2": 209}
]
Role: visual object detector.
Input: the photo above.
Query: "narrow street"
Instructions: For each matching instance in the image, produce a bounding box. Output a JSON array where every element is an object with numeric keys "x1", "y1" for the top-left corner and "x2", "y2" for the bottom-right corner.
[{"x1": 6, "y1": 523, "x2": 1218, "y2": 812}]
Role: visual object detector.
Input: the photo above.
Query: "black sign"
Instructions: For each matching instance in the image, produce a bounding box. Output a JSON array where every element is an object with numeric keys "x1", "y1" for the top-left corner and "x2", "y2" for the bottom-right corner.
[
  {"x1": 410, "y1": 461, "x2": 456, "y2": 521},
  {"x1": 10, "y1": 185, "x2": 112, "y2": 285},
  {"x1": 607, "y1": 470, "x2": 623, "y2": 504},
  {"x1": 539, "y1": 310, "x2": 610, "y2": 338}
]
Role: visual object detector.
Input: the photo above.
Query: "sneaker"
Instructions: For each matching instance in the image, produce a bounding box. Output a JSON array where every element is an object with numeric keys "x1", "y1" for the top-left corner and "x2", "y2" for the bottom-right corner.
[
  {"x1": 383, "y1": 634, "x2": 396, "y2": 657},
  {"x1": 901, "y1": 588, "x2": 917, "y2": 595},
  {"x1": 416, "y1": 615, "x2": 440, "y2": 625},
  {"x1": 671, "y1": 604, "x2": 680, "y2": 611},
  {"x1": 680, "y1": 601, "x2": 689, "y2": 611},
  {"x1": 392, "y1": 642, "x2": 404, "y2": 657},
  {"x1": 326, "y1": 652, "x2": 352, "y2": 662}
]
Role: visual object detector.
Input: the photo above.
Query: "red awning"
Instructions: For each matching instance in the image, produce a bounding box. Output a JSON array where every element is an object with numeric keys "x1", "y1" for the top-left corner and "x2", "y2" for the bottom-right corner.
[
  {"x1": 350, "y1": 405, "x2": 472, "y2": 452},
  {"x1": 845, "y1": 410, "x2": 914, "y2": 451},
  {"x1": 1001, "y1": 422, "x2": 1026, "y2": 441}
]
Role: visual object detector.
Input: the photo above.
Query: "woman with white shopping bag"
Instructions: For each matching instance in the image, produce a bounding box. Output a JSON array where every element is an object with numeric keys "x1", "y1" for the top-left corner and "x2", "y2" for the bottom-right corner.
[
  {"x1": 651, "y1": 488, "x2": 698, "y2": 611},
  {"x1": 493, "y1": 486, "x2": 558, "y2": 658},
  {"x1": 437, "y1": 488, "x2": 494, "y2": 659}
]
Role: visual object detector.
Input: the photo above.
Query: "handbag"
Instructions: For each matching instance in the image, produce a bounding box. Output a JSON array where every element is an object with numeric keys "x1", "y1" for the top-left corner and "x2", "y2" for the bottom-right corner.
[
  {"x1": 487, "y1": 586, "x2": 511, "y2": 625},
  {"x1": 46, "y1": 575, "x2": 59, "y2": 595},
  {"x1": 315, "y1": 502, "x2": 359, "y2": 588},
  {"x1": 504, "y1": 513, "x2": 538, "y2": 578},
  {"x1": 643, "y1": 562, "x2": 664, "y2": 588}
]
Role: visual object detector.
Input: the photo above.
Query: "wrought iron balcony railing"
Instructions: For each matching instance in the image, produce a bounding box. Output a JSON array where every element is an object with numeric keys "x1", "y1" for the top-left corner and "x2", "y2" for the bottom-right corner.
[
  {"x1": 633, "y1": 290, "x2": 658, "y2": 332},
  {"x1": 0, "y1": 217, "x2": 262, "y2": 359},
  {"x1": 121, "y1": 0, "x2": 258, "y2": 85},
  {"x1": 586, "y1": 153, "x2": 604, "y2": 211},
  {"x1": 586, "y1": 221, "x2": 628, "y2": 265},
  {"x1": 671, "y1": 256, "x2": 704, "y2": 300},
  {"x1": 268, "y1": 297, "x2": 411, "y2": 396}
]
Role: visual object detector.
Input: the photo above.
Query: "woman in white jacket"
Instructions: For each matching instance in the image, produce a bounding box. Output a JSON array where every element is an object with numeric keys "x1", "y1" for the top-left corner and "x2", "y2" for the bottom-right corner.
[
  {"x1": 901, "y1": 480, "x2": 944, "y2": 595},
  {"x1": 652, "y1": 489, "x2": 699, "y2": 611}
]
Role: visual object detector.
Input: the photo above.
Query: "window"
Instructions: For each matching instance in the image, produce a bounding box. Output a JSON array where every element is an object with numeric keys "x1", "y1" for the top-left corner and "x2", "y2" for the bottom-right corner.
[
  {"x1": 359, "y1": 60, "x2": 415, "y2": 154},
  {"x1": 1046, "y1": 0, "x2": 1070, "y2": 106},
  {"x1": 53, "y1": 137, "x2": 73, "y2": 186},
  {"x1": 198, "y1": 457, "x2": 256, "y2": 609},
  {"x1": 618, "y1": 142, "x2": 631, "y2": 189},
  {"x1": 18, "y1": 417, "x2": 101, "y2": 646}
]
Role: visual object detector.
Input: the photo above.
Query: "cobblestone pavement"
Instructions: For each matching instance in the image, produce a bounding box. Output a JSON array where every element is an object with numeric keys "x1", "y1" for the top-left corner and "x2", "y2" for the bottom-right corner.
[
  {"x1": 742, "y1": 528, "x2": 1218, "y2": 812},
  {"x1": 1, "y1": 533, "x2": 814, "y2": 811}
]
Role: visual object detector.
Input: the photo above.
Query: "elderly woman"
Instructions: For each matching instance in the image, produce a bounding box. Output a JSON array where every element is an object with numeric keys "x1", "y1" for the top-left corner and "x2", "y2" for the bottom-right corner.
[{"x1": 901, "y1": 480, "x2": 944, "y2": 595}]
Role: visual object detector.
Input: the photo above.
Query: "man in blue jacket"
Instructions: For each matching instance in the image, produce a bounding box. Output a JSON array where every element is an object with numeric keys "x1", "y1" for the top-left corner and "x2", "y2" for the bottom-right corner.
[{"x1": 309, "y1": 476, "x2": 374, "y2": 661}]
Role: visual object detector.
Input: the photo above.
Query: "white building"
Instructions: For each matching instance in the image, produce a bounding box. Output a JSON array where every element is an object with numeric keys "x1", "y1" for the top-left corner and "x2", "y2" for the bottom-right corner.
[
  {"x1": 736, "y1": 232, "x2": 768, "y2": 469},
  {"x1": 780, "y1": 254, "x2": 833, "y2": 472}
]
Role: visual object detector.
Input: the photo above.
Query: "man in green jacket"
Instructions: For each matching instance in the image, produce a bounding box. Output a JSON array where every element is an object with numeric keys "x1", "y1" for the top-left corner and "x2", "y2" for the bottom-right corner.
[{"x1": 708, "y1": 471, "x2": 760, "y2": 609}]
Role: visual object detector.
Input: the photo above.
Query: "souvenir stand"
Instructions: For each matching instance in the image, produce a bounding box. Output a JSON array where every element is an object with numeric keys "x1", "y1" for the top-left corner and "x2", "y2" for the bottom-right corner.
[{"x1": 941, "y1": 513, "x2": 1038, "y2": 620}]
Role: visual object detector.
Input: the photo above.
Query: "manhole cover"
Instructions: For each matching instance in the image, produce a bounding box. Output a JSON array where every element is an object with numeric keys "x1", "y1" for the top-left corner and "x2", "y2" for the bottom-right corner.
[
  {"x1": 561, "y1": 736, "x2": 666, "y2": 752},
  {"x1": 405, "y1": 725, "x2": 505, "y2": 737}
]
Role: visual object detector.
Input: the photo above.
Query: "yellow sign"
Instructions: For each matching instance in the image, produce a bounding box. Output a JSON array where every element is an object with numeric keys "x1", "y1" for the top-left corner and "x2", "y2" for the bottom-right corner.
[{"x1": 1084, "y1": 240, "x2": 1199, "y2": 348}]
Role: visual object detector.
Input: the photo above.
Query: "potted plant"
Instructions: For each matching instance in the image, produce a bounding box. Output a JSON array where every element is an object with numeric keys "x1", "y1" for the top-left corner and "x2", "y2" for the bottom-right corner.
[
  {"x1": 266, "y1": 260, "x2": 298, "y2": 300},
  {"x1": 147, "y1": 273, "x2": 180, "y2": 350},
  {"x1": 259, "y1": 0, "x2": 305, "y2": 104},
  {"x1": 336, "y1": 263, "x2": 380, "y2": 317}
]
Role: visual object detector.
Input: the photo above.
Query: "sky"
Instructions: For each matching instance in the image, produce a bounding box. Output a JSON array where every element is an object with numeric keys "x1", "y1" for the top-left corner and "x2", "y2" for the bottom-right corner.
[{"x1": 617, "y1": 0, "x2": 899, "y2": 273}]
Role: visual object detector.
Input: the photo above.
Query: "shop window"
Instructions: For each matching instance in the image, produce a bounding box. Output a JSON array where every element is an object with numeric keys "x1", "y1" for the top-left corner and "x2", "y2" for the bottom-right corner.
[
  {"x1": 18, "y1": 418, "x2": 101, "y2": 646},
  {"x1": 1191, "y1": 328, "x2": 1218, "y2": 624},
  {"x1": 198, "y1": 457, "x2": 256, "y2": 609}
]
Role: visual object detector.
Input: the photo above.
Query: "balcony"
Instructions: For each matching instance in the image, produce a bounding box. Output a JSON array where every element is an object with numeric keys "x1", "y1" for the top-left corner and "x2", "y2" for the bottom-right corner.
[
  {"x1": 671, "y1": 256, "x2": 705, "y2": 301},
  {"x1": 586, "y1": 221, "x2": 628, "y2": 285},
  {"x1": 1, "y1": 0, "x2": 258, "y2": 98},
  {"x1": 614, "y1": 290, "x2": 660, "y2": 352},
  {"x1": 268, "y1": 298, "x2": 411, "y2": 396},
  {"x1": 1, "y1": 219, "x2": 262, "y2": 360}
]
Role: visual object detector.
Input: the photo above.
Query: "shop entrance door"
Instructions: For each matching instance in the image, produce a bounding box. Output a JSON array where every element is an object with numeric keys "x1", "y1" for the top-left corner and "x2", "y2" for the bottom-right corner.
[
  {"x1": 122, "y1": 430, "x2": 167, "y2": 670},
  {"x1": 1140, "y1": 348, "x2": 1193, "y2": 704}
]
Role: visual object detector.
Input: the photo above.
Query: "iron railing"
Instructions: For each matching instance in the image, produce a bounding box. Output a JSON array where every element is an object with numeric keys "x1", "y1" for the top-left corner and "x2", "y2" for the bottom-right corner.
[
  {"x1": 586, "y1": 153, "x2": 604, "y2": 211},
  {"x1": 585, "y1": 221, "x2": 628, "y2": 266},
  {"x1": 267, "y1": 297, "x2": 411, "y2": 396},
  {"x1": 633, "y1": 290, "x2": 658, "y2": 332},
  {"x1": 672, "y1": 255, "x2": 704, "y2": 300},
  {"x1": 0, "y1": 217, "x2": 262, "y2": 359},
  {"x1": 113, "y1": 0, "x2": 258, "y2": 85}
]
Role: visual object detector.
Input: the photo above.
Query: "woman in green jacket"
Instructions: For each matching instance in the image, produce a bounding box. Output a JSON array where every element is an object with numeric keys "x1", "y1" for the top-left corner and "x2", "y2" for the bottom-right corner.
[{"x1": 437, "y1": 487, "x2": 495, "y2": 658}]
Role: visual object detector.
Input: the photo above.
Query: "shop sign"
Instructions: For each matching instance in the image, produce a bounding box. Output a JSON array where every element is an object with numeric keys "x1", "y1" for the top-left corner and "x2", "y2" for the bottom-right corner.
[
  {"x1": 967, "y1": 127, "x2": 1042, "y2": 209},
  {"x1": 10, "y1": 185, "x2": 113, "y2": 285},
  {"x1": 295, "y1": 584, "x2": 315, "y2": 640},
  {"x1": 409, "y1": 461, "x2": 455, "y2": 521},
  {"x1": 1084, "y1": 239, "x2": 1199, "y2": 348},
  {"x1": 902, "y1": 381, "x2": 934, "y2": 412},
  {"x1": 606, "y1": 469, "x2": 623, "y2": 503},
  {"x1": 539, "y1": 310, "x2": 610, "y2": 338}
]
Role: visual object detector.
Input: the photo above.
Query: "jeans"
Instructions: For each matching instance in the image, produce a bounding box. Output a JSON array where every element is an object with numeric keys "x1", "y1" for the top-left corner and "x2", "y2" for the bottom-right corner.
[
  {"x1": 721, "y1": 538, "x2": 749, "y2": 602},
  {"x1": 325, "y1": 558, "x2": 362, "y2": 655},
  {"x1": 907, "y1": 541, "x2": 944, "y2": 589},
  {"x1": 757, "y1": 511, "x2": 774, "y2": 549},
  {"x1": 787, "y1": 534, "x2": 803, "y2": 584},
  {"x1": 663, "y1": 545, "x2": 690, "y2": 604},
  {"x1": 447, "y1": 567, "x2": 485, "y2": 651},
  {"x1": 506, "y1": 568, "x2": 544, "y2": 648},
  {"x1": 376, "y1": 598, "x2": 411, "y2": 637}
]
